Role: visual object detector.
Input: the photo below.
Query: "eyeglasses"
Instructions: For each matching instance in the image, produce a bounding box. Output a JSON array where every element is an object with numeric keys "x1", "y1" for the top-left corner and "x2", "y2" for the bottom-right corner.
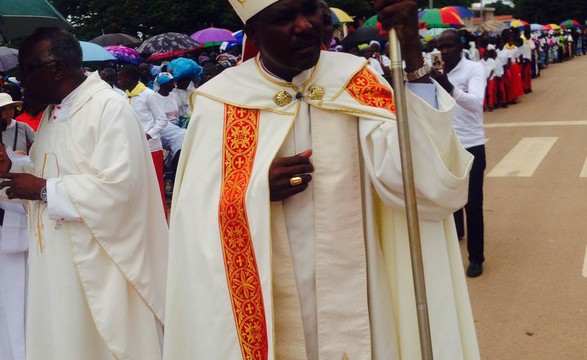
[{"x1": 17, "y1": 59, "x2": 59, "y2": 77}]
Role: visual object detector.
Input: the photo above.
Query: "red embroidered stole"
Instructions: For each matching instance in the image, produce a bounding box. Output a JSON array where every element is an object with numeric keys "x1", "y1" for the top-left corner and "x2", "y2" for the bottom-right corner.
[{"x1": 219, "y1": 104, "x2": 268, "y2": 360}]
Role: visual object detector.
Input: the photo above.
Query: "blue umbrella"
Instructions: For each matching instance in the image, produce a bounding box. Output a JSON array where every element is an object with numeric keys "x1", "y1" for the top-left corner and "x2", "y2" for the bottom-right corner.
[
  {"x1": 79, "y1": 41, "x2": 116, "y2": 62},
  {"x1": 220, "y1": 30, "x2": 243, "y2": 52}
]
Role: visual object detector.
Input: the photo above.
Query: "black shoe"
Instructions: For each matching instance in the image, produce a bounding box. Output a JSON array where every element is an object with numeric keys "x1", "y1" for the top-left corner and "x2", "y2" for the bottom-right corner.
[{"x1": 467, "y1": 262, "x2": 483, "y2": 278}]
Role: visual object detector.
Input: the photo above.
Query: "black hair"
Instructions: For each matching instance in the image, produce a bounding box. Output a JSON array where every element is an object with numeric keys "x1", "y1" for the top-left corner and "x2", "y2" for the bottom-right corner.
[
  {"x1": 21, "y1": 27, "x2": 83, "y2": 68},
  {"x1": 118, "y1": 64, "x2": 141, "y2": 82}
]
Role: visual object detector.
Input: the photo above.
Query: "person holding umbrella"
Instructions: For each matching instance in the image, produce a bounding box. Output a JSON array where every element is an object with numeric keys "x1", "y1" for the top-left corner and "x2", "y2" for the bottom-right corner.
[{"x1": 164, "y1": 0, "x2": 480, "y2": 359}]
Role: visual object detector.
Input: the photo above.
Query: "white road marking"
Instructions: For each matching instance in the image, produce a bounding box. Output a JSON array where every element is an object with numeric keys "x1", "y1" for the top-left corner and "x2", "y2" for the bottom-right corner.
[
  {"x1": 487, "y1": 137, "x2": 558, "y2": 177},
  {"x1": 580, "y1": 157, "x2": 587, "y2": 178},
  {"x1": 486, "y1": 120, "x2": 587, "y2": 128},
  {"x1": 582, "y1": 246, "x2": 587, "y2": 277}
]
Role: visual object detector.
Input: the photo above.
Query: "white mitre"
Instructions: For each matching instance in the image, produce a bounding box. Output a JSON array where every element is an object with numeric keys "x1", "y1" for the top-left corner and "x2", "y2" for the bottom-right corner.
[{"x1": 228, "y1": 0, "x2": 280, "y2": 23}]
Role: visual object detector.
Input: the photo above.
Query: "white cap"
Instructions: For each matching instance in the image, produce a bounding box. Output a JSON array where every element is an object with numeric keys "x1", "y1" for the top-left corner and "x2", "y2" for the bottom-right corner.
[
  {"x1": 228, "y1": 0, "x2": 281, "y2": 23},
  {"x1": 369, "y1": 40, "x2": 380, "y2": 48},
  {"x1": 487, "y1": 44, "x2": 496, "y2": 50}
]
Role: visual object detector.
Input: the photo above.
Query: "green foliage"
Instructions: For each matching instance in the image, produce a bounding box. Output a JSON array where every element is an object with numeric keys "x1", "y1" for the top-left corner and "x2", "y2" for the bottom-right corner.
[
  {"x1": 491, "y1": 1, "x2": 514, "y2": 16},
  {"x1": 49, "y1": 0, "x2": 243, "y2": 40},
  {"x1": 513, "y1": 0, "x2": 587, "y2": 24}
]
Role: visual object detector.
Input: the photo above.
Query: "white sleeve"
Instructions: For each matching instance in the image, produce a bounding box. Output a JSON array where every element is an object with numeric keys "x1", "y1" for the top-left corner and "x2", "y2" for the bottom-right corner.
[
  {"x1": 359, "y1": 84, "x2": 473, "y2": 221},
  {"x1": 46, "y1": 178, "x2": 82, "y2": 221},
  {"x1": 146, "y1": 92, "x2": 169, "y2": 139}
]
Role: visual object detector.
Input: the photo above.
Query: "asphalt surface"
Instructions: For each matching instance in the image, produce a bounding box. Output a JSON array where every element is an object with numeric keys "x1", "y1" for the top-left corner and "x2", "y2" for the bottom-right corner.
[{"x1": 462, "y1": 54, "x2": 587, "y2": 359}]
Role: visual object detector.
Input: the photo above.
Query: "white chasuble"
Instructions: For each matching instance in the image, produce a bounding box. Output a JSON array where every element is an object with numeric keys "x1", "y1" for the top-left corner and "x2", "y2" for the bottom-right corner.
[
  {"x1": 26, "y1": 74, "x2": 168, "y2": 360},
  {"x1": 165, "y1": 51, "x2": 480, "y2": 360}
]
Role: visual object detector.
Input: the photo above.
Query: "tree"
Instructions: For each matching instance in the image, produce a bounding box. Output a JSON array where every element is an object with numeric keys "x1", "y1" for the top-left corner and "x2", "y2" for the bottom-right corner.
[
  {"x1": 49, "y1": 0, "x2": 242, "y2": 40},
  {"x1": 491, "y1": 0, "x2": 515, "y2": 16},
  {"x1": 513, "y1": 0, "x2": 587, "y2": 24}
]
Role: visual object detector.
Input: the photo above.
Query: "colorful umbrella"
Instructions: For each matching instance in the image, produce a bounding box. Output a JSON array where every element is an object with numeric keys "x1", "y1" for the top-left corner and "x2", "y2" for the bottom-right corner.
[
  {"x1": 79, "y1": 41, "x2": 116, "y2": 62},
  {"x1": 90, "y1": 33, "x2": 141, "y2": 47},
  {"x1": 530, "y1": 23, "x2": 547, "y2": 31},
  {"x1": 418, "y1": 8, "x2": 465, "y2": 29},
  {"x1": 105, "y1": 45, "x2": 142, "y2": 65},
  {"x1": 442, "y1": 6, "x2": 475, "y2": 19},
  {"x1": 190, "y1": 27, "x2": 237, "y2": 47},
  {"x1": 330, "y1": 7, "x2": 353, "y2": 24},
  {"x1": 137, "y1": 32, "x2": 200, "y2": 60},
  {"x1": 0, "y1": 0, "x2": 72, "y2": 41},
  {"x1": 560, "y1": 19, "x2": 581, "y2": 29},
  {"x1": 545, "y1": 24, "x2": 561, "y2": 31},
  {"x1": 510, "y1": 19, "x2": 529, "y2": 28}
]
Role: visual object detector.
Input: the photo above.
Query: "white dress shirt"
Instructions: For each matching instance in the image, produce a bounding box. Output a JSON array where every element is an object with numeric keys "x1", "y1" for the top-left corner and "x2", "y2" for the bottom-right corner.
[
  {"x1": 128, "y1": 87, "x2": 168, "y2": 152},
  {"x1": 447, "y1": 55, "x2": 486, "y2": 149}
]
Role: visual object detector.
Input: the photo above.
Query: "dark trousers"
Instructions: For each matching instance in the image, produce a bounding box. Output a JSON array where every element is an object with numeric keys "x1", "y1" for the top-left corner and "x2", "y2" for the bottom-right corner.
[{"x1": 454, "y1": 145, "x2": 486, "y2": 263}]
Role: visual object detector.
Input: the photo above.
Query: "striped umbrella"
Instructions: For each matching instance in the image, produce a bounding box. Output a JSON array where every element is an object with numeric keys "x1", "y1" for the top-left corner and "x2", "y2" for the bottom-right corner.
[
  {"x1": 510, "y1": 19, "x2": 529, "y2": 28},
  {"x1": 418, "y1": 8, "x2": 465, "y2": 29},
  {"x1": 330, "y1": 8, "x2": 353, "y2": 24},
  {"x1": 545, "y1": 23, "x2": 561, "y2": 31},
  {"x1": 560, "y1": 19, "x2": 581, "y2": 29},
  {"x1": 442, "y1": 6, "x2": 475, "y2": 19},
  {"x1": 530, "y1": 23, "x2": 547, "y2": 32}
]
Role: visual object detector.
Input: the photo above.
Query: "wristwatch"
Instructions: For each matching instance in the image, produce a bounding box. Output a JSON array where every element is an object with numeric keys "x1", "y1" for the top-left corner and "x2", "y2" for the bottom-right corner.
[
  {"x1": 403, "y1": 63, "x2": 431, "y2": 82},
  {"x1": 40, "y1": 186, "x2": 47, "y2": 203}
]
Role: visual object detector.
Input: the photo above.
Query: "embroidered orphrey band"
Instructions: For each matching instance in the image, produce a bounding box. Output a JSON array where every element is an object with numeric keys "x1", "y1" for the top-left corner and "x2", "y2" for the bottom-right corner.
[
  {"x1": 219, "y1": 104, "x2": 268, "y2": 360},
  {"x1": 345, "y1": 66, "x2": 396, "y2": 114}
]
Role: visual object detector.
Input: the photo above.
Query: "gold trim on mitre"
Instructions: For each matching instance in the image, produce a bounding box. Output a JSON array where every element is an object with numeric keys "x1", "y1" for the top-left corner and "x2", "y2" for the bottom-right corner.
[{"x1": 228, "y1": 0, "x2": 280, "y2": 23}]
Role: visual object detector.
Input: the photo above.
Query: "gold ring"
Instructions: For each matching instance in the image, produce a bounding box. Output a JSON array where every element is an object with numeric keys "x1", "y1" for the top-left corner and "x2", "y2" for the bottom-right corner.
[{"x1": 290, "y1": 176, "x2": 303, "y2": 186}]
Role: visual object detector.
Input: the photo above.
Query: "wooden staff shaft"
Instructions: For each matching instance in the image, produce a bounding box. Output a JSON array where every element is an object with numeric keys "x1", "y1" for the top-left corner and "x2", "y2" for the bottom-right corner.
[{"x1": 388, "y1": 28, "x2": 434, "y2": 360}]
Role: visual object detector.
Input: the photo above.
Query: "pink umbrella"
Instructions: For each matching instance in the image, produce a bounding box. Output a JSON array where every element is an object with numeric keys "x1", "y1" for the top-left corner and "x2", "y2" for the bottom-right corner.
[
  {"x1": 105, "y1": 45, "x2": 142, "y2": 65},
  {"x1": 190, "y1": 27, "x2": 237, "y2": 47}
]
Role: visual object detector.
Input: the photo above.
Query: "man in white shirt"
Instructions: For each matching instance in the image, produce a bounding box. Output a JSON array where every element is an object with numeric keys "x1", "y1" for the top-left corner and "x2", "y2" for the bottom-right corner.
[
  {"x1": 0, "y1": 27, "x2": 167, "y2": 360},
  {"x1": 520, "y1": 28, "x2": 534, "y2": 94},
  {"x1": 118, "y1": 64, "x2": 168, "y2": 215},
  {"x1": 432, "y1": 29, "x2": 487, "y2": 277}
]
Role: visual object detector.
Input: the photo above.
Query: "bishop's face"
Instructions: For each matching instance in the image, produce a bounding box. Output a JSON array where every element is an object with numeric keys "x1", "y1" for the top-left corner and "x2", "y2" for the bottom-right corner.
[{"x1": 246, "y1": 0, "x2": 323, "y2": 81}]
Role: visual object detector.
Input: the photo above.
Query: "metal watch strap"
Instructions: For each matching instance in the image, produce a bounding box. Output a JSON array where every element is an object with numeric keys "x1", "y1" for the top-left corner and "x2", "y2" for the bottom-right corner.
[
  {"x1": 40, "y1": 186, "x2": 47, "y2": 203},
  {"x1": 403, "y1": 63, "x2": 431, "y2": 82}
]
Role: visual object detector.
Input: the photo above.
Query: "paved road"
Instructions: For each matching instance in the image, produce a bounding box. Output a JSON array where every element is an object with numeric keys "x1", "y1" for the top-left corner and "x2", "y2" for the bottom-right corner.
[{"x1": 463, "y1": 55, "x2": 587, "y2": 359}]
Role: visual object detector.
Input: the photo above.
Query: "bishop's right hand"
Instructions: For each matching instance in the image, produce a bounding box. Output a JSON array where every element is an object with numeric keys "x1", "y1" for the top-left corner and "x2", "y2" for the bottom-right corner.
[{"x1": 269, "y1": 149, "x2": 314, "y2": 201}]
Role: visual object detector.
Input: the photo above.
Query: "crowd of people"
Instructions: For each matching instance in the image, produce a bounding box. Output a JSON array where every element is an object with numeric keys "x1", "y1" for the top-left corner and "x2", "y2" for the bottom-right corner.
[{"x1": 0, "y1": 0, "x2": 584, "y2": 358}]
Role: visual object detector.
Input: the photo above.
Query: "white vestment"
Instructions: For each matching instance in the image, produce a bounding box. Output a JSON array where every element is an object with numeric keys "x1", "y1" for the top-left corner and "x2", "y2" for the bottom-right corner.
[
  {"x1": 0, "y1": 136, "x2": 32, "y2": 360},
  {"x1": 165, "y1": 52, "x2": 480, "y2": 360},
  {"x1": 25, "y1": 73, "x2": 168, "y2": 360}
]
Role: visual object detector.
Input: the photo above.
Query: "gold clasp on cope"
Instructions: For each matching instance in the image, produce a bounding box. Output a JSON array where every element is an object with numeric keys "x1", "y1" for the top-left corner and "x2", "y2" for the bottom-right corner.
[
  {"x1": 273, "y1": 90, "x2": 293, "y2": 106},
  {"x1": 307, "y1": 85, "x2": 325, "y2": 101}
]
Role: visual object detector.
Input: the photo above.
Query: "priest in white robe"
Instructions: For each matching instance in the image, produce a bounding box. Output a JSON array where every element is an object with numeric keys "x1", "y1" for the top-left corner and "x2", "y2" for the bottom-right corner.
[
  {"x1": 0, "y1": 28, "x2": 168, "y2": 360},
  {"x1": 165, "y1": 0, "x2": 481, "y2": 359}
]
